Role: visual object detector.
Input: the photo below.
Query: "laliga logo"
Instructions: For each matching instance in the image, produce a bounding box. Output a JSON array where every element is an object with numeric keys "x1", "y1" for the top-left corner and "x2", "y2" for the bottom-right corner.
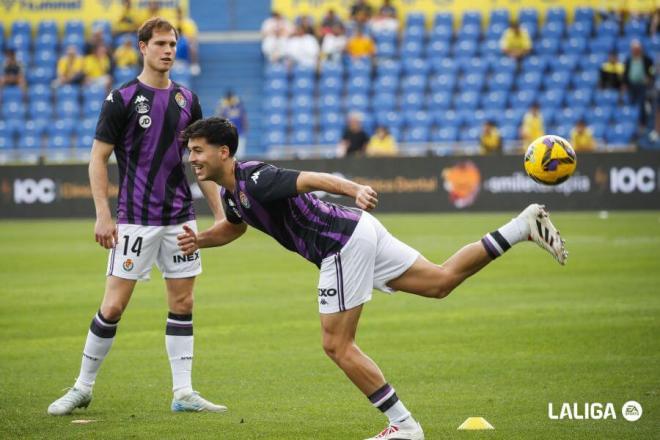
[
  {"x1": 548, "y1": 401, "x2": 642, "y2": 421},
  {"x1": 14, "y1": 178, "x2": 57, "y2": 204}
]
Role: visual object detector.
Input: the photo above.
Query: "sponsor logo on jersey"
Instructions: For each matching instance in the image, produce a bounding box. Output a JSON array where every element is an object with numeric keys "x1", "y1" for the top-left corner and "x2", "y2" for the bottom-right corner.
[
  {"x1": 175, "y1": 92, "x2": 187, "y2": 108},
  {"x1": 239, "y1": 191, "x2": 250, "y2": 208},
  {"x1": 123, "y1": 259, "x2": 134, "y2": 271},
  {"x1": 251, "y1": 170, "x2": 261, "y2": 184},
  {"x1": 173, "y1": 251, "x2": 200, "y2": 263},
  {"x1": 318, "y1": 288, "x2": 337, "y2": 297},
  {"x1": 139, "y1": 115, "x2": 152, "y2": 128}
]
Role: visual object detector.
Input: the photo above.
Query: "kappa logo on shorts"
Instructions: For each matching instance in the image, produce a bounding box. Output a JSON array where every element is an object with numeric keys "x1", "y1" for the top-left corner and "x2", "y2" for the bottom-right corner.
[
  {"x1": 239, "y1": 191, "x2": 250, "y2": 208},
  {"x1": 123, "y1": 259, "x2": 134, "y2": 271}
]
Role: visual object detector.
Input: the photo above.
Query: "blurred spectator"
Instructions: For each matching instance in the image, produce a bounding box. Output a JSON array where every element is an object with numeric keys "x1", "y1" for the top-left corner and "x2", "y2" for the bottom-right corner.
[
  {"x1": 366, "y1": 126, "x2": 398, "y2": 156},
  {"x1": 262, "y1": 26, "x2": 289, "y2": 64},
  {"x1": 320, "y1": 9, "x2": 343, "y2": 38},
  {"x1": 146, "y1": 0, "x2": 161, "y2": 19},
  {"x1": 350, "y1": 0, "x2": 373, "y2": 25},
  {"x1": 369, "y1": 2, "x2": 399, "y2": 33},
  {"x1": 261, "y1": 11, "x2": 293, "y2": 39},
  {"x1": 0, "y1": 49, "x2": 27, "y2": 93},
  {"x1": 285, "y1": 25, "x2": 320, "y2": 67},
  {"x1": 113, "y1": 36, "x2": 139, "y2": 69},
  {"x1": 83, "y1": 45, "x2": 112, "y2": 89},
  {"x1": 379, "y1": 0, "x2": 397, "y2": 17},
  {"x1": 599, "y1": 51, "x2": 624, "y2": 90},
  {"x1": 84, "y1": 27, "x2": 107, "y2": 56},
  {"x1": 216, "y1": 90, "x2": 248, "y2": 158},
  {"x1": 520, "y1": 103, "x2": 544, "y2": 149},
  {"x1": 339, "y1": 112, "x2": 369, "y2": 157},
  {"x1": 176, "y1": 6, "x2": 201, "y2": 75},
  {"x1": 500, "y1": 21, "x2": 532, "y2": 61},
  {"x1": 54, "y1": 45, "x2": 85, "y2": 86},
  {"x1": 321, "y1": 24, "x2": 347, "y2": 64},
  {"x1": 296, "y1": 15, "x2": 315, "y2": 35},
  {"x1": 623, "y1": 39, "x2": 655, "y2": 129},
  {"x1": 570, "y1": 119, "x2": 596, "y2": 152},
  {"x1": 114, "y1": 0, "x2": 142, "y2": 36},
  {"x1": 346, "y1": 26, "x2": 376, "y2": 59},
  {"x1": 480, "y1": 120, "x2": 502, "y2": 154},
  {"x1": 650, "y1": 8, "x2": 659, "y2": 36}
]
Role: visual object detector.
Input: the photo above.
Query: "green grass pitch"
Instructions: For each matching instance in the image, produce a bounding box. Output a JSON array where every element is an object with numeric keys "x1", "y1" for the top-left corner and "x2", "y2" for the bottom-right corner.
[{"x1": 0, "y1": 212, "x2": 658, "y2": 439}]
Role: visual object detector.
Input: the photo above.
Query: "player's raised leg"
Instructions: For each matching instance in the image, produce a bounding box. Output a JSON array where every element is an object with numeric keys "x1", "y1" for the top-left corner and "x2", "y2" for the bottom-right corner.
[
  {"x1": 165, "y1": 277, "x2": 227, "y2": 413},
  {"x1": 387, "y1": 203, "x2": 566, "y2": 298},
  {"x1": 48, "y1": 276, "x2": 136, "y2": 416},
  {"x1": 320, "y1": 307, "x2": 424, "y2": 440}
]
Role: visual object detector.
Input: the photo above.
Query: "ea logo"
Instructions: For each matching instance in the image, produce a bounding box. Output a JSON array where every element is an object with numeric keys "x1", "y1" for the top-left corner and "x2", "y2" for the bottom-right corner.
[
  {"x1": 621, "y1": 401, "x2": 642, "y2": 422},
  {"x1": 13, "y1": 178, "x2": 56, "y2": 204},
  {"x1": 139, "y1": 115, "x2": 152, "y2": 128}
]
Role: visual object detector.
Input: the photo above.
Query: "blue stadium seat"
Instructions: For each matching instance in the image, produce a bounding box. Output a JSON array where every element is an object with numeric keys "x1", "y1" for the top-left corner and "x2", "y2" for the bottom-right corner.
[
  {"x1": 292, "y1": 64, "x2": 315, "y2": 80},
  {"x1": 426, "y1": 91, "x2": 452, "y2": 110},
  {"x1": 590, "y1": 122, "x2": 606, "y2": 139},
  {"x1": 552, "y1": 54, "x2": 579, "y2": 73},
  {"x1": 373, "y1": 74, "x2": 398, "y2": 94},
  {"x1": 58, "y1": 99, "x2": 80, "y2": 119},
  {"x1": 624, "y1": 19, "x2": 647, "y2": 38},
  {"x1": 478, "y1": 37, "x2": 501, "y2": 56},
  {"x1": 459, "y1": 73, "x2": 485, "y2": 92},
  {"x1": 376, "y1": 111, "x2": 402, "y2": 130},
  {"x1": 378, "y1": 59, "x2": 401, "y2": 77},
  {"x1": 37, "y1": 20, "x2": 58, "y2": 37},
  {"x1": 27, "y1": 67, "x2": 55, "y2": 85},
  {"x1": 487, "y1": 72, "x2": 514, "y2": 91},
  {"x1": 501, "y1": 108, "x2": 525, "y2": 126},
  {"x1": 435, "y1": 109, "x2": 463, "y2": 127},
  {"x1": 264, "y1": 130, "x2": 286, "y2": 146},
  {"x1": 431, "y1": 126, "x2": 459, "y2": 143},
  {"x1": 434, "y1": 13, "x2": 453, "y2": 28},
  {"x1": 33, "y1": 49, "x2": 57, "y2": 68},
  {"x1": 8, "y1": 33, "x2": 31, "y2": 52},
  {"x1": 543, "y1": 71, "x2": 570, "y2": 90},
  {"x1": 319, "y1": 76, "x2": 342, "y2": 95},
  {"x1": 481, "y1": 90, "x2": 507, "y2": 109},
  {"x1": 289, "y1": 129, "x2": 315, "y2": 146},
  {"x1": 490, "y1": 9, "x2": 510, "y2": 25},
  {"x1": 518, "y1": 9, "x2": 538, "y2": 26},
  {"x1": 11, "y1": 20, "x2": 31, "y2": 37},
  {"x1": 430, "y1": 57, "x2": 457, "y2": 74},
  {"x1": 403, "y1": 25, "x2": 425, "y2": 43},
  {"x1": 345, "y1": 94, "x2": 369, "y2": 112},
  {"x1": 292, "y1": 76, "x2": 314, "y2": 94},
  {"x1": 606, "y1": 122, "x2": 635, "y2": 144},
  {"x1": 403, "y1": 126, "x2": 430, "y2": 143},
  {"x1": 510, "y1": 90, "x2": 537, "y2": 108},
  {"x1": 347, "y1": 75, "x2": 371, "y2": 94},
  {"x1": 292, "y1": 94, "x2": 314, "y2": 112},
  {"x1": 459, "y1": 57, "x2": 488, "y2": 75},
  {"x1": 0, "y1": 134, "x2": 13, "y2": 149},
  {"x1": 457, "y1": 23, "x2": 481, "y2": 42},
  {"x1": 556, "y1": 107, "x2": 586, "y2": 126},
  {"x1": 563, "y1": 37, "x2": 587, "y2": 55},
  {"x1": 17, "y1": 134, "x2": 42, "y2": 150},
  {"x1": 452, "y1": 40, "x2": 478, "y2": 57},
  {"x1": 521, "y1": 55, "x2": 547, "y2": 73},
  {"x1": 372, "y1": 93, "x2": 397, "y2": 111},
  {"x1": 76, "y1": 118, "x2": 97, "y2": 139},
  {"x1": 2, "y1": 86, "x2": 24, "y2": 104},
  {"x1": 291, "y1": 111, "x2": 314, "y2": 129},
  {"x1": 264, "y1": 95, "x2": 286, "y2": 112},
  {"x1": 265, "y1": 111, "x2": 286, "y2": 129},
  {"x1": 406, "y1": 13, "x2": 426, "y2": 28},
  {"x1": 579, "y1": 53, "x2": 607, "y2": 72},
  {"x1": 618, "y1": 105, "x2": 640, "y2": 124},
  {"x1": 264, "y1": 78, "x2": 288, "y2": 96},
  {"x1": 319, "y1": 111, "x2": 343, "y2": 130},
  {"x1": 454, "y1": 91, "x2": 480, "y2": 110},
  {"x1": 317, "y1": 127, "x2": 341, "y2": 145},
  {"x1": 318, "y1": 93, "x2": 341, "y2": 112},
  {"x1": 596, "y1": 20, "x2": 619, "y2": 37},
  {"x1": 402, "y1": 58, "x2": 430, "y2": 76},
  {"x1": 114, "y1": 67, "x2": 138, "y2": 86},
  {"x1": 519, "y1": 72, "x2": 542, "y2": 91},
  {"x1": 82, "y1": 85, "x2": 107, "y2": 104},
  {"x1": 546, "y1": 7, "x2": 567, "y2": 23},
  {"x1": 574, "y1": 7, "x2": 594, "y2": 24},
  {"x1": 567, "y1": 88, "x2": 593, "y2": 107},
  {"x1": 499, "y1": 124, "x2": 518, "y2": 141},
  {"x1": 541, "y1": 21, "x2": 565, "y2": 39},
  {"x1": 320, "y1": 62, "x2": 343, "y2": 79},
  {"x1": 376, "y1": 40, "x2": 397, "y2": 58},
  {"x1": 401, "y1": 92, "x2": 424, "y2": 111},
  {"x1": 403, "y1": 110, "x2": 431, "y2": 127},
  {"x1": 572, "y1": 70, "x2": 599, "y2": 89},
  {"x1": 35, "y1": 33, "x2": 58, "y2": 51},
  {"x1": 485, "y1": 22, "x2": 508, "y2": 40},
  {"x1": 2, "y1": 101, "x2": 26, "y2": 119},
  {"x1": 401, "y1": 75, "x2": 427, "y2": 94},
  {"x1": 426, "y1": 39, "x2": 451, "y2": 58},
  {"x1": 459, "y1": 125, "x2": 481, "y2": 142},
  {"x1": 29, "y1": 100, "x2": 53, "y2": 120},
  {"x1": 265, "y1": 63, "x2": 288, "y2": 80},
  {"x1": 462, "y1": 10, "x2": 482, "y2": 27},
  {"x1": 429, "y1": 73, "x2": 456, "y2": 92},
  {"x1": 536, "y1": 37, "x2": 560, "y2": 54},
  {"x1": 61, "y1": 33, "x2": 84, "y2": 53},
  {"x1": 585, "y1": 106, "x2": 613, "y2": 125},
  {"x1": 46, "y1": 134, "x2": 71, "y2": 149},
  {"x1": 490, "y1": 57, "x2": 516, "y2": 75},
  {"x1": 348, "y1": 59, "x2": 371, "y2": 77},
  {"x1": 568, "y1": 21, "x2": 593, "y2": 38},
  {"x1": 589, "y1": 36, "x2": 615, "y2": 54},
  {"x1": 64, "y1": 20, "x2": 84, "y2": 38}
]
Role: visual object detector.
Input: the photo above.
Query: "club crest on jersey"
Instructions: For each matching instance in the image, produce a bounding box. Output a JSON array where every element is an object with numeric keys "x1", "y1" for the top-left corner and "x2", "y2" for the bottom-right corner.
[
  {"x1": 123, "y1": 259, "x2": 134, "y2": 271},
  {"x1": 139, "y1": 115, "x2": 152, "y2": 128},
  {"x1": 134, "y1": 95, "x2": 150, "y2": 114},
  {"x1": 175, "y1": 92, "x2": 187, "y2": 108},
  {"x1": 239, "y1": 191, "x2": 250, "y2": 208}
]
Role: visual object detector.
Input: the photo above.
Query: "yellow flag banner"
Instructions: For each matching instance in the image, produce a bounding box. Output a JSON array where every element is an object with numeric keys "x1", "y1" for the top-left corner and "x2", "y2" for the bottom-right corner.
[
  {"x1": 272, "y1": 0, "x2": 656, "y2": 25},
  {"x1": 0, "y1": 0, "x2": 189, "y2": 31}
]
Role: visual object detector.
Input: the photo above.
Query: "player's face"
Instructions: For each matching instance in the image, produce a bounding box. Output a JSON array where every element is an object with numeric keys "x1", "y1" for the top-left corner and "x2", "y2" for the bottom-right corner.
[
  {"x1": 140, "y1": 29, "x2": 177, "y2": 73},
  {"x1": 187, "y1": 137, "x2": 230, "y2": 181}
]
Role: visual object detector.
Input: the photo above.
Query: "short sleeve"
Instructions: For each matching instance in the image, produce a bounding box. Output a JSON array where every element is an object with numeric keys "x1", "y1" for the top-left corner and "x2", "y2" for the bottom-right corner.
[
  {"x1": 221, "y1": 189, "x2": 244, "y2": 224},
  {"x1": 191, "y1": 93, "x2": 203, "y2": 123},
  {"x1": 246, "y1": 163, "x2": 300, "y2": 203},
  {"x1": 95, "y1": 90, "x2": 126, "y2": 145}
]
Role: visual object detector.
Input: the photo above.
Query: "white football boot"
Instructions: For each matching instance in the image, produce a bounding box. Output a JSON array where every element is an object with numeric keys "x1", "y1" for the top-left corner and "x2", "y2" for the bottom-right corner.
[
  {"x1": 364, "y1": 421, "x2": 425, "y2": 440},
  {"x1": 171, "y1": 391, "x2": 227, "y2": 413},
  {"x1": 47, "y1": 387, "x2": 92, "y2": 415},
  {"x1": 520, "y1": 203, "x2": 567, "y2": 265}
]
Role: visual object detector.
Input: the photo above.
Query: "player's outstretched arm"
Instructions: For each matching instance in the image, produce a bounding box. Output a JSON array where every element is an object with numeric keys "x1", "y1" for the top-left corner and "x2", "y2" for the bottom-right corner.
[
  {"x1": 177, "y1": 220, "x2": 247, "y2": 255},
  {"x1": 89, "y1": 139, "x2": 118, "y2": 249},
  {"x1": 198, "y1": 180, "x2": 225, "y2": 222},
  {"x1": 296, "y1": 171, "x2": 378, "y2": 211}
]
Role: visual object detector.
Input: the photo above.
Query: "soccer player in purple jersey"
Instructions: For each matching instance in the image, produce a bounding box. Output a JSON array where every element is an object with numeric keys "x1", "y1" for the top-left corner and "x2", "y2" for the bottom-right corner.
[
  {"x1": 48, "y1": 19, "x2": 226, "y2": 416},
  {"x1": 177, "y1": 117, "x2": 568, "y2": 439}
]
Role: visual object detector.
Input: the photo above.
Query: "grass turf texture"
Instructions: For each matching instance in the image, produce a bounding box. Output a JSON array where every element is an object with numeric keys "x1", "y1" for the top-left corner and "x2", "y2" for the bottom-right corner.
[{"x1": 0, "y1": 212, "x2": 658, "y2": 439}]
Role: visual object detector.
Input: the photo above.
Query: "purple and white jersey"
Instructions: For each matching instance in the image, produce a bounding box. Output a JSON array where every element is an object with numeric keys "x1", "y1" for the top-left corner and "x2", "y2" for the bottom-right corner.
[
  {"x1": 95, "y1": 79, "x2": 202, "y2": 226},
  {"x1": 222, "y1": 161, "x2": 362, "y2": 267}
]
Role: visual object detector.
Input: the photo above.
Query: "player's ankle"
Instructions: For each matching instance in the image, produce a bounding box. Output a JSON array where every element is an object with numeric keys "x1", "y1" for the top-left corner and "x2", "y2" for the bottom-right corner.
[{"x1": 173, "y1": 387, "x2": 194, "y2": 399}]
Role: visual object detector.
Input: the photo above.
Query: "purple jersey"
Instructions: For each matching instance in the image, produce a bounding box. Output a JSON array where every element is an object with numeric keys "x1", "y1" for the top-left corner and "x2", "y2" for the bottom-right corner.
[
  {"x1": 222, "y1": 161, "x2": 362, "y2": 267},
  {"x1": 95, "y1": 79, "x2": 202, "y2": 226}
]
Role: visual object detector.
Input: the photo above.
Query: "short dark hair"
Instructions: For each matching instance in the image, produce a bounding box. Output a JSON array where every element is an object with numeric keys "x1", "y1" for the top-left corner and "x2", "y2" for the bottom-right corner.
[
  {"x1": 138, "y1": 17, "x2": 178, "y2": 43},
  {"x1": 182, "y1": 117, "x2": 239, "y2": 156}
]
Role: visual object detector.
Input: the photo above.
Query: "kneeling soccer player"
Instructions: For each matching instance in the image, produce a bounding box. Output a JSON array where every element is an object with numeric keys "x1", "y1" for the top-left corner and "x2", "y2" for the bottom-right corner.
[{"x1": 177, "y1": 117, "x2": 567, "y2": 440}]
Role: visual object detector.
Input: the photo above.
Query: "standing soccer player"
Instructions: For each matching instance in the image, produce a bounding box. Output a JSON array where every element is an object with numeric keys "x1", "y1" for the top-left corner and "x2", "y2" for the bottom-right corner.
[
  {"x1": 176, "y1": 117, "x2": 568, "y2": 439},
  {"x1": 48, "y1": 18, "x2": 226, "y2": 415}
]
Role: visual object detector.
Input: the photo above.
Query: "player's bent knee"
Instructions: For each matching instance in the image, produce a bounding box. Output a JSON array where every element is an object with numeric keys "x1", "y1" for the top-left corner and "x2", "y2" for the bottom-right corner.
[{"x1": 99, "y1": 304, "x2": 125, "y2": 321}]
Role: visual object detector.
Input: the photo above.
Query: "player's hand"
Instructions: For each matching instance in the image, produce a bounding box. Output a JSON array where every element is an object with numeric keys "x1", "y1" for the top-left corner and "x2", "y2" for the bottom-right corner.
[
  {"x1": 94, "y1": 215, "x2": 117, "y2": 249},
  {"x1": 355, "y1": 185, "x2": 378, "y2": 211},
  {"x1": 177, "y1": 224, "x2": 199, "y2": 256}
]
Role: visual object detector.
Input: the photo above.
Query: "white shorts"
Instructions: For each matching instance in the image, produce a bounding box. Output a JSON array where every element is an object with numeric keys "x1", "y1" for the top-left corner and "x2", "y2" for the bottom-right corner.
[
  {"x1": 317, "y1": 212, "x2": 420, "y2": 314},
  {"x1": 106, "y1": 221, "x2": 202, "y2": 281}
]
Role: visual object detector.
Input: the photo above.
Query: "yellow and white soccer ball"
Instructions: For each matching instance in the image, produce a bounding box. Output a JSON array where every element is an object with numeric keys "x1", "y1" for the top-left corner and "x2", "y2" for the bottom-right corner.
[{"x1": 524, "y1": 135, "x2": 577, "y2": 185}]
